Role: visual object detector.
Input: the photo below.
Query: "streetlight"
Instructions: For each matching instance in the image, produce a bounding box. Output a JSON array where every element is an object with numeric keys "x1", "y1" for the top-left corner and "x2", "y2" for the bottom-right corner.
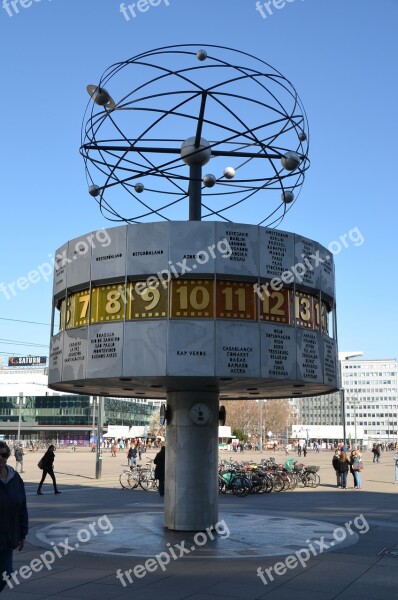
[
  {"x1": 95, "y1": 396, "x2": 104, "y2": 479},
  {"x1": 17, "y1": 392, "x2": 24, "y2": 444},
  {"x1": 256, "y1": 400, "x2": 266, "y2": 452},
  {"x1": 344, "y1": 392, "x2": 359, "y2": 449}
]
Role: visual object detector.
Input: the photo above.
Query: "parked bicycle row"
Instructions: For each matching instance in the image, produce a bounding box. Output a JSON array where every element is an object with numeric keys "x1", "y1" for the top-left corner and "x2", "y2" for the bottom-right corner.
[
  {"x1": 119, "y1": 456, "x2": 320, "y2": 496},
  {"x1": 218, "y1": 457, "x2": 320, "y2": 496}
]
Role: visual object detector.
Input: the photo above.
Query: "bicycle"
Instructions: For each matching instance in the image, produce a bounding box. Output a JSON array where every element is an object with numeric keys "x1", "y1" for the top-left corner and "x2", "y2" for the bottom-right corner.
[
  {"x1": 138, "y1": 463, "x2": 158, "y2": 491},
  {"x1": 218, "y1": 468, "x2": 251, "y2": 497},
  {"x1": 119, "y1": 462, "x2": 158, "y2": 491},
  {"x1": 293, "y1": 464, "x2": 320, "y2": 488}
]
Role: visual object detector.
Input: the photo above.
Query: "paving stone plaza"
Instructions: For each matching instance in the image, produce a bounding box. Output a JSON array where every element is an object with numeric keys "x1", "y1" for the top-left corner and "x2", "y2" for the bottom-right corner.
[{"x1": 3, "y1": 447, "x2": 397, "y2": 599}]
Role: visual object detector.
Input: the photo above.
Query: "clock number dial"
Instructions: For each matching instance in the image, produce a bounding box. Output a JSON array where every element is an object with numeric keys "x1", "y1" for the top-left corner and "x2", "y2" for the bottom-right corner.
[
  {"x1": 217, "y1": 281, "x2": 256, "y2": 319},
  {"x1": 171, "y1": 280, "x2": 214, "y2": 317},
  {"x1": 260, "y1": 288, "x2": 290, "y2": 323},
  {"x1": 128, "y1": 281, "x2": 168, "y2": 319},
  {"x1": 91, "y1": 285, "x2": 126, "y2": 323},
  {"x1": 294, "y1": 292, "x2": 314, "y2": 328}
]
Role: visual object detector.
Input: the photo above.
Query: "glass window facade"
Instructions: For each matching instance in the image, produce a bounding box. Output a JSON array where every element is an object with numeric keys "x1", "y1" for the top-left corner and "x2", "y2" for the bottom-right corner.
[{"x1": 0, "y1": 395, "x2": 157, "y2": 444}]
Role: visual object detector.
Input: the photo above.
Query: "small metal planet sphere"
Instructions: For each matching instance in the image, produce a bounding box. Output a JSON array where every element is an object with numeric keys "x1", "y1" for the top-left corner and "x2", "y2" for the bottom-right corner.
[
  {"x1": 181, "y1": 137, "x2": 212, "y2": 166},
  {"x1": 224, "y1": 167, "x2": 236, "y2": 179},
  {"x1": 298, "y1": 132, "x2": 307, "y2": 142},
  {"x1": 88, "y1": 184, "x2": 100, "y2": 197},
  {"x1": 87, "y1": 85, "x2": 115, "y2": 110},
  {"x1": 281, "y1": 151, "x2": 301, "y2": 172},
  {"x1": 134, "y1": 183, "x2": 144, "y2": 193},
  {"x1": 196, "y1": 49, "x2": 207, "y2": 61},
  {"x1": 281, "y1": 190, "x2": 295, "y2": 204},
  {"x1": 203, "y1": 174, "x2": 217, "y2": 188}
]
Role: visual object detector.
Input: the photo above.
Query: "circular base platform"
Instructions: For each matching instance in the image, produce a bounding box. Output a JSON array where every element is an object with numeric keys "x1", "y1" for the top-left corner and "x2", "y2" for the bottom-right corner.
[{"x1": 34, "y1": 510, "x2": 359, "y2": 559}]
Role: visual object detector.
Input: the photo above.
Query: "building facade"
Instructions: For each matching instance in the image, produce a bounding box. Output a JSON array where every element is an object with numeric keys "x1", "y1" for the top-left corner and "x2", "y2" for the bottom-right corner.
[
  {"x1": 341, "y1": 354, "x2": 397, "y2": 445},
  {"x1": 292, "y1": 352, "x2": 398, "y2": 447},
  {"x1": 0, "y1": 366, "x2": 157, "y2": 445}
]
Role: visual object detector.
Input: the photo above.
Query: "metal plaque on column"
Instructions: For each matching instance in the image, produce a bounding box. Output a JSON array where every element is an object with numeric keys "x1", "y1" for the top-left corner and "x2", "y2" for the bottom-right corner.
[
  {"x1": 127, "y1": 222, "x2": 170, "y2": 275},
  {"x1": 123, "y1": 320, "x2": 167, "y2": 377},
  {"x1": 260, "y1": 228, "x2": 295, "y2": 280},
  {"x1": 294, "y1": 235, "x2": 319, "y2": 290},
  {"x1": 91, "y1": 226, "x2": 127, "y2": 282},
  {"x1": 48, "y1": 332, "x2": 64, "y2": 385},
  {"x1": 215, "y1": 321, "x2": 260, "y2": 378},
  {"x1": 169, "y1": 221, "x2": 216, "y2": 275},
  {"x1": 215, "y1": 222, "x2": 258, "y2": 276},
  {"x1": 323, "y1": 336, "x2": 337, "y2": 386},
  {"x1": 62, "y1": 327, "x2": 88, "y2": 382},
  {"x1": 296, "y1": 329, "x2": 323, "y2": 383},
  {"x1": 261, "y1": 323, "x2": 297, "y2": 380},
  {"x1": 87, "y1": 323, "x2": 124, "y2": 379},
  {"x1": 167, "y1": 321, "x2": 215, "y2": 377},
  {"x1": 66, "y1": 235, "x2": 93, "y2": 289},
  {"x1": 53, "y1": 242, "x2": 68, "y2": 297}
]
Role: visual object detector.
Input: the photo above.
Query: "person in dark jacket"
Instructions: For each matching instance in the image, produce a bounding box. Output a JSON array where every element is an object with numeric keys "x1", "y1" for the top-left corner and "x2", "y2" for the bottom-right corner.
[
  {"x1": 37, "y1": 445, "x2": 61, "y2": 495},
  {"x1": 332, "y1": 450, "x2": 341, "y2": 487},
  {"x1": 154, "y1": 445, "x2": 165, "y2": 497},
  {"x1": 0, "y1": 441, "x2": 28, "y2": 593},
  {"x1": 338, "y1": 450, "x2": 350, "y2": 489}
]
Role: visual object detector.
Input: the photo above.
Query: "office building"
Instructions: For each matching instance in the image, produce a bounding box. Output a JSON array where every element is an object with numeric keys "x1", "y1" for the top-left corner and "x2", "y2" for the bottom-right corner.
[
  {"x1": 341, "y1": 352, "x2": 397, "y2": 445},
  {"x1": 0, "y1": 365, "x2": 157, "y2": 444}
]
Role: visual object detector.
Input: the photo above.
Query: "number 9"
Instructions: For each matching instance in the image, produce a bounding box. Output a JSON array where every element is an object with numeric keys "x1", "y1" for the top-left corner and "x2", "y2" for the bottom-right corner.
[{"x1": 141, "y1": 286, "x2": 160, "y2": 311}]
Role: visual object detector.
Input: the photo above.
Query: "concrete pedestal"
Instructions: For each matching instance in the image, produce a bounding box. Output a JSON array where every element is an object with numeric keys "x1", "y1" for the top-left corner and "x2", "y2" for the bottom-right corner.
[{"x1": 164, "y1": 391, "x2": 219, "y2": 531}]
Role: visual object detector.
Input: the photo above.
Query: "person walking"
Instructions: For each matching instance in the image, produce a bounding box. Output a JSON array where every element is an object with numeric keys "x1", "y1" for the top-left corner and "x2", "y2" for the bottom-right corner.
[
  {"x1": 332, "y1": 449, "x2": 341, "y2": 487},
  {"x1": 375, "y1": 443, "x2": 381, "y2": 462},
  {"x1": 0, "y1": 441, "x2": 28, "y2": 594},
  {"x1": 14, "y1": 445, "x2": 24, "y2": 474},
  {"x1": 37, "y1": 445, "x2": 61, "y2": 495},
  {"x1": 338, "y1": 450, "x2": 350, "y2": 489},
  {"x1": 154, "y1": 445, "x2": 165, "y2": 497},
  {"x1": 302, "y1": 444, "x2": 307, "y2": 458},
  {"x1": 297, "y1": 444, "x2": 302, "y2": 457}
]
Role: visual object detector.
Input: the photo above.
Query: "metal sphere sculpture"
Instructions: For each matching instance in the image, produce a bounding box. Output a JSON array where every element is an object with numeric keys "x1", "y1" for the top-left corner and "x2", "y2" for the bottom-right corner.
[{"x1": 80, "y1": 44, "x2": 310, "y2": 226}]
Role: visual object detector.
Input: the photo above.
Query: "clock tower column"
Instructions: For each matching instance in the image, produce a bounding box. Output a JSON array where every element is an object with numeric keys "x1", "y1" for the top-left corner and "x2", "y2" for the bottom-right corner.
[{"x1": 164, "y1": 391, "x2": 219, "y2": 531}]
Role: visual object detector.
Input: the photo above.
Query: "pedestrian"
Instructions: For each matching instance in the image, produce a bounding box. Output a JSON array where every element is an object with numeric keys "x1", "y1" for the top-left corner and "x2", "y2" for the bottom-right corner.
[
  {"x1": 338, "y1": 450, "x2": 350, "y2": 489},
  {"x1": 127, "y1": 443, "x2": 137, "y2": 469},
  {"x1": 14, "y1": 445, "x2": 24, "y2": 474},
  {"x1": 375, "y1": 444, "x2": 381, "y2": 462},
  {"x1": 302, "y1": 444, "x2": 307, "y2": 458},
  {"x1": 332, "y1": 449, "x2": 341, "y2": 487},
  {"x1": 111, "y1": 442, "x2": 117, "y2": 457},
  {"x1": 350, "y1": 450, "x2": 363, "y2": 490},
  {"x1": 37, "y1": 445, "x2": 61, "y2": 495},
  {"x1": 0, "y1": 441, "x2": 28, "y2": 593},
  {"x1": 284, "y1": 444, "x2": 290, "y2": 455},
  {"x1": 297, "y1": 444, "x2": 302, "y2": 457},
  {"x1": 154, "y1": 445, "x2": 165, "y2": 497}
]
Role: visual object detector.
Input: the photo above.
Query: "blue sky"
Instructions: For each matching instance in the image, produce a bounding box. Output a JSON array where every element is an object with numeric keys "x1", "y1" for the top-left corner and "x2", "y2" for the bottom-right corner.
[{"x1": 0, "y1": 0, "x2": 397, "y2": 363}]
